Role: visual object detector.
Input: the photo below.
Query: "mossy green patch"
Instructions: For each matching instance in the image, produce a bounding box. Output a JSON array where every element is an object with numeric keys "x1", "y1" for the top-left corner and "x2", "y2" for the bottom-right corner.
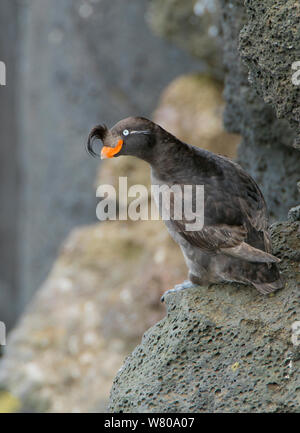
[{"x1": 0, "y1": 392, "x2": 20, "y2": 413}]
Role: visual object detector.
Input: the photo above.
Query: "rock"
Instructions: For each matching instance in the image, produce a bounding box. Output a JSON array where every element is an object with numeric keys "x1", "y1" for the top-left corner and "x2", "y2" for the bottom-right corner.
[
  {"x1": 147, "y1": 0, "x2": 223, "y2": 78},
  {"x1": 153, "y1": 74, "x2": 240, "y2": 158},
  {"x1": 219, "y1": 0, "x2": 300, "y2": 221},
  {"x1": 0, "y1": 217, "x2": 186, "y2": 412},
  {"x1": 1, "y1": 94, "x2": 206, "y2": 412},
  {"x1": 0, "y1": 0, "x2": 20, "y2": 329},
  {"x1": 270, "y1": 221, "x2": 300, "y2": 264},
  {"x1": 109, "y1": 220, "x2": 300, "y2": 413},
  {"x1": 240, "y1": 0, "x2": 300, "y2": 149},
  {"x1": 10, "y1": 0, "x2": 200, "y2": 322}
]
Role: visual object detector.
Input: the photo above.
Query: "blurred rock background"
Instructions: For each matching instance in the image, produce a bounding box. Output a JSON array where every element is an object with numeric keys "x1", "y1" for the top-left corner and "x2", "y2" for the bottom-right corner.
[
  {"x1": 0, "y1": 0, "x2": 201, "y2": 328},
  {"x1": 0, "y1": 0, "x2": 298, "y2": 414}
]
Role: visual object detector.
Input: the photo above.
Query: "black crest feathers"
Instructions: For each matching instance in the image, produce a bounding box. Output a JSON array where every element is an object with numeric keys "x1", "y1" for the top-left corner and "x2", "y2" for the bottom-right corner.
[{"x1": 86, "y1": 124, "x2": 108, "y2": 158}]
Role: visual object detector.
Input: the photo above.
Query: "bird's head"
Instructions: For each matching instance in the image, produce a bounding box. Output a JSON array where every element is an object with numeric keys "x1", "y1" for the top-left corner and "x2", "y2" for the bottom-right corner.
[{"x1": 87, "y1": 117, "x2": 158, "y2": 162}]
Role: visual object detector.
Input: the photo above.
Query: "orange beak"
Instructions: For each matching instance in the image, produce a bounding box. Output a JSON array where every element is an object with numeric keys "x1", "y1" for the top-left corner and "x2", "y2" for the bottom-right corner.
[{"x1": 101, "y1": 139, "x2": 123, "y2": 159}]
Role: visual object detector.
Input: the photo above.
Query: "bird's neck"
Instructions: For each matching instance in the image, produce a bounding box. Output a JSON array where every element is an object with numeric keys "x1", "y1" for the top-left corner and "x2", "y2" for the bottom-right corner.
[{"x1": 147, "y1": 133, "x2": 192, "y2": 181}]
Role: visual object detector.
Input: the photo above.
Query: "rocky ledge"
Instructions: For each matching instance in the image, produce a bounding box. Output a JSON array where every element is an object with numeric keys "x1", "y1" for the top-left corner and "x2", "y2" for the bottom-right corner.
[{"x1": 109, "y1": 220, "x2": 300, "y2": 413}]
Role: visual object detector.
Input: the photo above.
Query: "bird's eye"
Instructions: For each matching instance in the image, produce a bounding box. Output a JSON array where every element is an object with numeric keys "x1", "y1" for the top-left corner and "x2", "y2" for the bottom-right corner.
[{"x1": 123, "y1": 129, "x2": 130, "y2": 137}]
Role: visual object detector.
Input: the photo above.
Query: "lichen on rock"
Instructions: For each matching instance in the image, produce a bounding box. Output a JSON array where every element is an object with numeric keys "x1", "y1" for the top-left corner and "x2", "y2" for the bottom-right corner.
[
  {"x1": 0, "y1": 392, "x2": 20, "y2": 413},
  {"x1": 109, "y1": 220, "x2": 300, "y2": 413}
]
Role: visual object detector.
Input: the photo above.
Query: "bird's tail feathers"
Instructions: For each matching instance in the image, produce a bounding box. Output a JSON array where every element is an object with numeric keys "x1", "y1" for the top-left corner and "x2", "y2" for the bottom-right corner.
[
  {"x1": 253, "y1": 276, "x2": 285, "y2": 295},
  {"x1": 222, "y1": 242, "x2": 280, "y2": 264}
]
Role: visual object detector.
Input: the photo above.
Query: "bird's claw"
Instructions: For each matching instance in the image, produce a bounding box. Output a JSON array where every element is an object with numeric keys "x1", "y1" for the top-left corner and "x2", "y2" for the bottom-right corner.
[{"x1": 160, "y1": 280, "x2": 196, "y2": 303}]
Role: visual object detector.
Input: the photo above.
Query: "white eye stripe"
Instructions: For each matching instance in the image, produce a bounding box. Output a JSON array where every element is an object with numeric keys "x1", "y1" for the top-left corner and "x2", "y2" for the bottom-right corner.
[
  {"x1": 131, "y1": 130, "x2": 151, "y2": 135},
  {"x1": 122, "y1": 129, "x2": 151, "y2": 137}
]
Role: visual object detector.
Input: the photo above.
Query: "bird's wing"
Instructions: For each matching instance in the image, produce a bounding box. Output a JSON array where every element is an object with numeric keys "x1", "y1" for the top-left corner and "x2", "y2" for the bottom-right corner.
[
  {"x1": 216, "y1": 156, "x2": 276, "y2": 257},
  {"x1": 171, "y1": 202, "x2": 279, "y2": 263},
  {"x1": 234, "y1": 164, "x2": 273, "y2": 254},
  {"x1": 166, "y1": 164, "x2": 279, "y2": 263},
  {"x1": 172, "y1": 220, "x2": 247, "y2": 251}
]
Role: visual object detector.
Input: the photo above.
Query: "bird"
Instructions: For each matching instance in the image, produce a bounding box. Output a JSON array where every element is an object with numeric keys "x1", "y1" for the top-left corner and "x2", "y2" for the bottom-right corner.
[{"x1": 87, "y1": 116, "x2": 284, "y2": 300}]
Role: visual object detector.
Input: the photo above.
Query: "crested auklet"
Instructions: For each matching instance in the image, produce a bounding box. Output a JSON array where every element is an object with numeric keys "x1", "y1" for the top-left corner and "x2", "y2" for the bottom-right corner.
[{"x1": 87, "y1": 117, "x2": 284, "y2": 300}]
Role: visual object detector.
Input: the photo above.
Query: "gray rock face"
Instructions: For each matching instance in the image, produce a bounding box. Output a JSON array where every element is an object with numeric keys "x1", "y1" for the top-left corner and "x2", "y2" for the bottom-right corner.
[
  {"x1": 240, "y1": 0, "x2": 300, "y2": 149},
  {"x1": 219, "y1": 0, "x2": 300, "y2": 221},
  {"x1": 109, "y1": 221, "x2": 300, "y2": 413},
  {"x1": 1, "y1": 0, "x2": 200, "y2": 323}
]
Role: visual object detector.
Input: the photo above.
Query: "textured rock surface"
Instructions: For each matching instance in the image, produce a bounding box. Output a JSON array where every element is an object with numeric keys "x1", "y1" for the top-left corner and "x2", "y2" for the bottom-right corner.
[
  {"x1": 109, "y1": 221, "x2": 300, "y2": 413},
  {"x1": 219, "y1": 0, "x2": 300, "y2": 221},
  {"x1": 240, "y1": 0, "x2": 300, "y2": 148},
  {"x1": 0, "y1": 218, "x2": 186, "y2": 413},
  {"x1": 153, "y1": 73, "x2": 239, "y2": 158},
  {"x1": 147, "y1": 0, "x2": 223, "y2": 78}
]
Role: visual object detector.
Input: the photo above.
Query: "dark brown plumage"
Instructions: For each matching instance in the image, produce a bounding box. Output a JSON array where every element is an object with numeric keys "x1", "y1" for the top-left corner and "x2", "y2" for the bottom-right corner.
[{"x1": 87, "y1": 117, "x2": 284, "y2": 297}]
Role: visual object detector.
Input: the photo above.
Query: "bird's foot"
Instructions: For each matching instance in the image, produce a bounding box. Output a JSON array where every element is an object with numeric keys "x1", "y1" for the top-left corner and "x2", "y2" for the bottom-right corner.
[{"x1": 161, "y1": 280, "x2": 196, "y2": 303}]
